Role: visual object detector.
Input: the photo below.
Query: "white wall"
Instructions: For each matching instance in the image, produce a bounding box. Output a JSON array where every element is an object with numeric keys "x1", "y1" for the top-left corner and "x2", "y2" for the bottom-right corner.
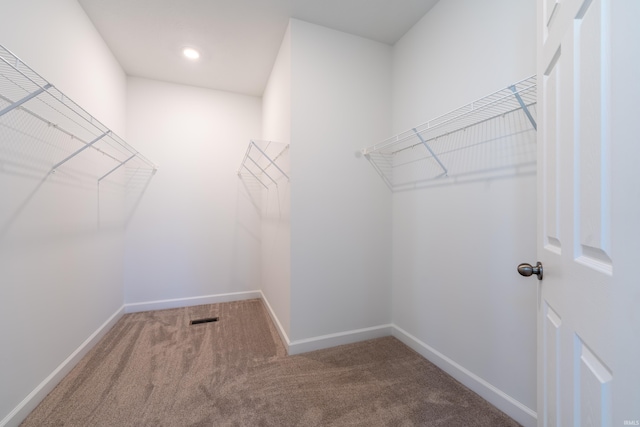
[
  {"x1": 124, "y1": 77, "x2": 262, "y2": 305},
  {"x1": 261, "y1": 24, "x2": 292, "y2": 339},
  {"x1": 0, "y1": 0, "x2": 128, "y2": 424},
  {"x1": 390, "y1": 0, "x2": 537, "y2": 425},
  {"x1": 0, "y1": 0, "x2": 126, "y2": 135},
  {"x1": 289, "y1": 20, "x2": 393, "y2": 343}
]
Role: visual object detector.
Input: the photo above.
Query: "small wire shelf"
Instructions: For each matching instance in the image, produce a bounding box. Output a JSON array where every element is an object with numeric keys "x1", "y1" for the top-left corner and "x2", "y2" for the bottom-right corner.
[
  {"x1": 362, "y1": 76, "x2": 537, "y2": 191},
  {"x1": 238, "y1": 140, "x2": 289, "y2": 189},
  {"x1": 237, "y1": 140, "x2": 289, "y2": 215},
  {"x1": 0, "y1": 43, "x2": 157, "y2": 184}
]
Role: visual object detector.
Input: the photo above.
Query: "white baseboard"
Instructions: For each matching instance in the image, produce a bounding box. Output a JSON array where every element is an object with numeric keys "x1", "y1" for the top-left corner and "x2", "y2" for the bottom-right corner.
[
  {"x1": 257, "y1": 291, "x2": 393, "y2": 356},
  {"x1": 258, "y1": 290, "x2": 291, "y2": 349},
  {"x1": 288, "y1": 324, "x2": 394, "y2": 355},
  {"x1": 0, "y1": 306, "x2": 125, "y2": 427},
  {"x1": 124, "y1": 290, "x2": 262, "y2": 313},
  {"x1": 391, "y1": 325, "x2": 537, "y2": 427}
]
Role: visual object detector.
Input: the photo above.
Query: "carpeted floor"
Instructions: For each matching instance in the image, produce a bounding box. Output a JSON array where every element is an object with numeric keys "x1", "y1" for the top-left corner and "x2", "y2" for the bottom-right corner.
[{"x1": 21, "y1": 299, "x2": 520, "y2": 426}]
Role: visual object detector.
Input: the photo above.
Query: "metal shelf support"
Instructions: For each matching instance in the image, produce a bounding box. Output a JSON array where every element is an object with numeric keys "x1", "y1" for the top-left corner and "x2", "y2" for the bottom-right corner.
[
  {"x1": 413, "y1": 128, "x2": 448, "y2": 176},
  {"x1": 98, "y1": 153, "x2": 137, "y2": 183},
  {"x1": 248, "y1": 154, "x2": 279, "y2": 186},
  {"x1": 510, "y1": 85, "x2": 537, "y2": 130},
  {"x1": 251, "y1": 140, "x2": 289, "y2": 181},
  {"x1": 241, "y1": 165, "x2": 269, "y2": 189},
  {"x1": 0, "y1": 83, "x2": 52, "y2": 118},
  {"x1": 51, "y1": 131, "x2": 110, "y2": 172}
]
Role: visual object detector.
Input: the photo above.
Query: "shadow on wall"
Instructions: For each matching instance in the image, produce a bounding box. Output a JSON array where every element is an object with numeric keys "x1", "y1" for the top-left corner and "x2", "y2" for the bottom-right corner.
[
  {"x1": 0, "y1": 104, "x2": 157, "y2": 241},
  {"x1": 122, "y1": 165, "x2": 156, "y2": 226},
  {"x1": 0, "y1": 44, "x2": 157, "y2": 242},
  {"x1": 0, "y1": 136, "x2": 157, "y2": 241},
  {"x1": 233, "y1": 138, "x2": 290, "y2": 292},
  {"x1": 230, "y1": 177, "x2": 263, "y2": 290}
]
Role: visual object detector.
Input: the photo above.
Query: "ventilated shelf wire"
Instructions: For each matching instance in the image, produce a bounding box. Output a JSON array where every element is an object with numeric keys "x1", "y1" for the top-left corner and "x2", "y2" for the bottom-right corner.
[
  {"x1": 0, "y1": 44, "x2": 156, "y2": 176},
  {"x1": 362, "y1": 76, "x2": 537, "y2": 191},
  {"x1": 0, "y1": 45, "x2": 142, "y2": 165},
  {"x1": 237, "y1": 140, "x2": 289, "y2": 189}
]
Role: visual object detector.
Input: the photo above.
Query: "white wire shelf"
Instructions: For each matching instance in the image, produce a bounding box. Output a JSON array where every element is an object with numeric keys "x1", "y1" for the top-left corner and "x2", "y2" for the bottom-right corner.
[
  {"x1": 0, "y1": 43, "x2": 157, "y2": 183},
  {"x1": 238, "y1": 140, "x2": 289, "y2": 189},
  {"x1": 362, "y1": 76, "x2": 537, "y2": 191}
]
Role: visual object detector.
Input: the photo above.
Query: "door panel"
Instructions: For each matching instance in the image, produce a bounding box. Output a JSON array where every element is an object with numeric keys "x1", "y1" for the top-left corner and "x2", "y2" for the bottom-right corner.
[
  {"x1": 574, "y1": 0, "x2": 612, "y2": 272},
  {"x1": 536, "y1": 0, "x2": 626, "y2": 426},
  {"x1": 544, "y1": 0, "x2": 560, "y2": 31},
  {"x1": 575, "y1": 336, "x2": 613, "y2": 427},
  {"x1": 543, "y1": 303, "x2": 561, "y2": 426},
  {"x1": 542, "y1": 52, "x2": 561, "y2": 252}
]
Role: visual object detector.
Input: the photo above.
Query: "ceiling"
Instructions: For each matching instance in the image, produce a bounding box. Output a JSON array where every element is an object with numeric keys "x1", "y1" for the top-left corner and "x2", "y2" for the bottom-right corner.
[{"x1": 77, "y1": 0, "x2": 439, "y2": 97}]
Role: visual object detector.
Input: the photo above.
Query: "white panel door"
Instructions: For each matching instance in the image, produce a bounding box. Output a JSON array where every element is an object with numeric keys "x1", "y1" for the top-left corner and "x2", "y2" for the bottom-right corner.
[{"x1": 536, "y1": 0, "x2": 640, "y2": 426}]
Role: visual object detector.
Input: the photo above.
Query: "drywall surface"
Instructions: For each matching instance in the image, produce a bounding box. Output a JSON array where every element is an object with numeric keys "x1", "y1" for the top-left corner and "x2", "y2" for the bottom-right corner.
[
  {"x1": 0, "y1": 0, "x2": 126, "y2": 135},
  {"x1": 289, "y1": 19, "x2": 392, "y2": 341},
  {"x1": 261, "y1": 24, "x2": 292, "y2": 339},
  {"x1": 390, "y1": 0, "x2": 537, "y2": 420},
  {"x1": 392, "y1": 0, "x2": 536, "y2": 133},
  {"x1": 0, "y1": 0, "x2": 128, "y2": 423},
  {"x1": 124, "y1": 77, "x2": 262, "y2": 304}
]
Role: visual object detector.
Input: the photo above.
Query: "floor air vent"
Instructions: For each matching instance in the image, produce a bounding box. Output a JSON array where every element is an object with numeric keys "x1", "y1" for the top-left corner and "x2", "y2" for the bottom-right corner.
[{"x1": 190, "y1": 317, "x2": 219, "y2": 325}]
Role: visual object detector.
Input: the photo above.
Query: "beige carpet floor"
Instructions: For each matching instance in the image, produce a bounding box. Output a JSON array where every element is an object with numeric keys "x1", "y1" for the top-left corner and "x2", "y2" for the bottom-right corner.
[{"x1": 21, "y1": 299, "x2": 520, "y2": 426}]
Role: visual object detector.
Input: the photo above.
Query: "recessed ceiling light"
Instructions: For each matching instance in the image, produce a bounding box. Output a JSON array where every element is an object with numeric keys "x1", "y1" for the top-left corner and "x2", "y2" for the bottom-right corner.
[{"x1": 183, "y1": 47, "x2": 200, "y2": 60}]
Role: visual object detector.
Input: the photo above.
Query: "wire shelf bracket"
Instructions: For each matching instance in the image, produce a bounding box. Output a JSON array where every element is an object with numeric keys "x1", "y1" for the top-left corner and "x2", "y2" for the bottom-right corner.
[
  {"x1": 509, "y1": 85, "x2": 537, "y2": 130},
  {"x1": 362, "y1": 75, "x2": 538, "y2": 191},
  {"x1": 413, "y1": 127, "x2": 447, "y2": 176},
  {"x1": 98, "y1": 153, "x2": 137, "y2": 183},
  {"x1": 51, "y1": 131, "x2": 110, "y2": 172},
  {"x1": 0, "y1": 83, "x2": 51, "y2": 118}
]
